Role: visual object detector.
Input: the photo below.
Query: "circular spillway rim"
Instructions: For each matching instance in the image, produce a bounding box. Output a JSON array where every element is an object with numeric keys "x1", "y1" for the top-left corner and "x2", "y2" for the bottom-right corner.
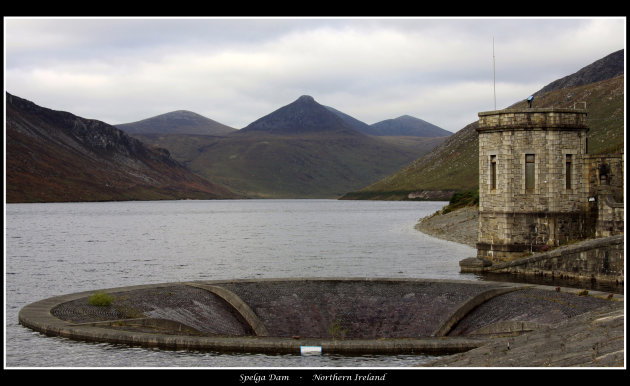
[{"x1": 17, "y1": 277, "x2": 621, "y2": 355}]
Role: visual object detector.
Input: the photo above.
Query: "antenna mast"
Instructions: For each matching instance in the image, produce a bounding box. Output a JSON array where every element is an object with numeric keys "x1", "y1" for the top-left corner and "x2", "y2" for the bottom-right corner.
[{"x1": 493, "y1": 37, "x2": 496, "y2": 110}]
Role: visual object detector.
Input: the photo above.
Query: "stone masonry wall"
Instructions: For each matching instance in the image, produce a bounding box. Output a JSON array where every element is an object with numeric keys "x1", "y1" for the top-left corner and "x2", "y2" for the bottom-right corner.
[
  {"x1": 483, "y1": 235, "x2": 624, "y2": 285},
  {"x1": 585, "y1": 153, "x2": 624, "y2": 200},
  {"x1": 477, "y1": 211, "x2": 593, "y2": 260},
  {"x1": 477, "y1": 108, "x2": 587, "y2": 130},
  {"x1": 476, "y1": 109, "x2": 590, "y2": 260},
  {"x1": 585, "y1": 153, "x2": 624, "y2": 237}
]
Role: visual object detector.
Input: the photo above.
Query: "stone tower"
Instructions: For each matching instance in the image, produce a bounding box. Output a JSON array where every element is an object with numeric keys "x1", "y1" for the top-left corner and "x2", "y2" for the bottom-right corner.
[{"x1": 476, "y1": 108, "x2": 593, "y2": 262}]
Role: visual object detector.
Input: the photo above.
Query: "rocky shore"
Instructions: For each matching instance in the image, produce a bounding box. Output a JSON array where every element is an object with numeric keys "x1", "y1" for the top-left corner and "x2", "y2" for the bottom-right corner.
[{"x1": 415, "y1": 205, "x2": 478, "y2": 248}]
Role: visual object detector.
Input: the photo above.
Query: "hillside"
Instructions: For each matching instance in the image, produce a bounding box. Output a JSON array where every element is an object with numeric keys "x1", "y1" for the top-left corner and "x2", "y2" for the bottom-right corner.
[
  {"x1": 534, "y1": 49, "x2": 623, "y2": 95},
  {"x1": 513, "y1": 74, "x2": 624, "y2": 155},
  {"x1": 133, "y1": 95, "x2": 447, "y2": 198},
  {"x1": 116, "y1": 110, "x2": 236, "y2": 136},
  {"x1": 340, "y1": 120, "x2": 479, "y2": 200},
  {"x1": 341, "y1": 50, "x2": 624, "y2": 200},
  {"x1": 5, "y1": 93, "x2": 240, "y2": 203}
]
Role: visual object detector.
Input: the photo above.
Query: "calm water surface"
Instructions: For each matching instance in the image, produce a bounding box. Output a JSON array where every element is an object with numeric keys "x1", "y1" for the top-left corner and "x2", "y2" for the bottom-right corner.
[{"x1": 5, "y1": 199, "x2": 478, "y2": 368}]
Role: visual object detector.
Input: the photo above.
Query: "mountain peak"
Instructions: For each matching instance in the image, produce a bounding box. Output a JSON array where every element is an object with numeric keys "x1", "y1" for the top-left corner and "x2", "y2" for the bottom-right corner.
[
  {"x1": 116, "y1": 110, "x2": 236, "y2": 136},
  {"x1": 369, "y1": 115, "x2": 452, "y2": 137},
  {"x1": 239, "y1": 95, "x2": 358, "y2": 135}
]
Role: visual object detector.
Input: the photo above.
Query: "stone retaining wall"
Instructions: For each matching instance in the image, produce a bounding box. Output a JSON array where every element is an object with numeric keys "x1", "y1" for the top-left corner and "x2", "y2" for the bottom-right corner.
[{"x1": 464, "y1": 235, "x2": 624, "y2": 285}]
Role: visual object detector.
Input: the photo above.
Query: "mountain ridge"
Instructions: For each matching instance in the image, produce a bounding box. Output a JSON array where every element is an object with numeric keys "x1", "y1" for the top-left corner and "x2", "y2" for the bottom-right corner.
[
  {"x1": 6, "y1": 92, "x2": 240, "y2": 203},
  {"x1": 116, "y1": 110, "x2": 236, "y2": 136},
  {"x1": 239, "y1": 95, "x2": 360, "y2": 136},
  {"x1": 132, "y1": 95, "x2": 446, "y2": 198},
  {"x1": 534, "y1": 49, "x2": 624, "y2": 96}
]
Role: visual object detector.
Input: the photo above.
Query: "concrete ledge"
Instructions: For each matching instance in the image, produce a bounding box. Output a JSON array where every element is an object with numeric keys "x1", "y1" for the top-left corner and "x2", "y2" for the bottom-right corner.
[
  {"x1": 461, "y1": 235, "x2": 624, "y2": 285},
  {"x1": 459, "y1": 257, "x2": 492, "y2": 271},
  {"x1": 70, "y1": 318, "x2": 207, "y2": 335},
  {"x1": 468, "y1": 320, "x2": 547, "y2": 336}
]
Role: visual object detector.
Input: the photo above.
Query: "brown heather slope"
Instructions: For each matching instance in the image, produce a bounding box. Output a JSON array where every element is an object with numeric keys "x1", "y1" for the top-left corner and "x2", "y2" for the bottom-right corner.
[{"x1": 5, "y1": 93, "x2": 240, "y2": 203}]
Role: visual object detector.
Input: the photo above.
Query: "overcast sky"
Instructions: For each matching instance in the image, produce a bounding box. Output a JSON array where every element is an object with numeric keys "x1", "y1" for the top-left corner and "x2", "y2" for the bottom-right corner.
[{"x1": 4, "y1": 17, "x2": 626, "y2": 133}]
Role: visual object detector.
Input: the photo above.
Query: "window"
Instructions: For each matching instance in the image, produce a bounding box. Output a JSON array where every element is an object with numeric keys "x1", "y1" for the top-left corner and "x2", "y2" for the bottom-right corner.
[
  {"x1": 525, "y1": 154, "x2": 535, "y2": 191},
  {"x1": 490, "y1": 155, "x2": 497, "y2": 190},
  {"x1": 565, "y1": 154, "x2": 572, "y2": 189},
  {"x1": 585, "y1": 138, "x2": 589, "y2": 154}
]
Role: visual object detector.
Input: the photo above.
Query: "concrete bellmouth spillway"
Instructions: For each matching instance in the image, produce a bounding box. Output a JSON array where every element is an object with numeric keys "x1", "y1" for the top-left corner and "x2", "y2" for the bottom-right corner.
[{"x1": 18, "y1": 278, "x2": 622, "y2": 356}]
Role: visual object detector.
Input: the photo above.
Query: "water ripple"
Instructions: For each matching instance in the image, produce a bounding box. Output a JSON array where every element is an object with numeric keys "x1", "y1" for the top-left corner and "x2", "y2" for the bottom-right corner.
[{"x1": 5, "y1": 199, "x2": 473, "y2": 368}]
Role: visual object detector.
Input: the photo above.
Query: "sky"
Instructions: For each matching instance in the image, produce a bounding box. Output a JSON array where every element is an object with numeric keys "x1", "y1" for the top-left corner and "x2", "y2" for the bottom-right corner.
[{"x1": 4, "y1": 17, "x2": 626, "y2": 133}]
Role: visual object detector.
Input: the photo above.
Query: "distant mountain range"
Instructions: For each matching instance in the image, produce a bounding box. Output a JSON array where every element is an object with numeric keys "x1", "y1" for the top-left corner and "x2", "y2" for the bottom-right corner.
[
  {"x1": 342, "y1": 49, "x2": 625, "y2": 200},
  {"x1": 117, "y1": 97, "x2": 450, "y2": 138},
  {"x1": 10, "y1": 49, "x2": 618, "y2": 203},
  {"x1": 115, "y1": 110, "x2": 236, "y2": 136},
  {"x1": 5, "y1": 93, "x2": 240, "y2": 203},
  {"x1": 131, "y1": 95, "x2": 448, "y2": 198}
]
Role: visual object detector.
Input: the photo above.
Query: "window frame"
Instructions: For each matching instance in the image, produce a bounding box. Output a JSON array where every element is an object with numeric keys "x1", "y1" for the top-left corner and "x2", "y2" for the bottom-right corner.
[
  {"x1": 565, "y1": 154, "x2": 572, "y2": 190},
  {"x1": 525, "y1": 154, "x2": 535, "y2": 191},
  {"x1": 490, "y1": 155, "x2": 497, "y2": 190}
]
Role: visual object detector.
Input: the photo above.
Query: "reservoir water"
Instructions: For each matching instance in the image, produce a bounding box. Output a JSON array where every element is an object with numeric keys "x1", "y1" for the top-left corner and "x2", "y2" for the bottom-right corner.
[{"x1": 5, "y1": 199, "x2": 478, "y2": 368}]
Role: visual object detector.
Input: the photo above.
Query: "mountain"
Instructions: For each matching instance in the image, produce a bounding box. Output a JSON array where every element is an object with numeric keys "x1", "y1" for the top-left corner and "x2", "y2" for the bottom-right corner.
[
  {"x1": 341, "y1": 50, "x2": 624, "y2": 200},
  {"x1": 534, "y1": 49, "x2": 624, "y2": 96},
  {"x1": 325, "y1": 107, "x2": 451, "y2": 137},
  {"x1": 5, "y1": 93, "x2": 240, "y2": 203},
  {"x1": 368, "y1": 115, "x2": 452, "y2": 137},
  {"x1": 324, "y1": 105, "x2": 375, "y2": 133},
  {"x1": 116, "y1": 110, "x2": 236, "y2": 136},
  {"x1": 133, "y1": 95, "x2": 447, "y2": 198},
  {"x1": 239, "y1": 95, "x2": 357, "y2": 135}
]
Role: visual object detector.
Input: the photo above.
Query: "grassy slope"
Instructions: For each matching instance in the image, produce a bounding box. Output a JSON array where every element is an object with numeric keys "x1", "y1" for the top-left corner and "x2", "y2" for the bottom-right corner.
[
  {"x1": 345, "y1": 75, "x2": 624, "y2": 200},
  {"x1": 133, "y1": 132, "x2": 446, "y2": 198}
]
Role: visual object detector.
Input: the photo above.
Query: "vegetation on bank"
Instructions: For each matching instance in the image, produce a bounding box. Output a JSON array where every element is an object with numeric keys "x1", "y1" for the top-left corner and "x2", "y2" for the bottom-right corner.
[
  {"x1": 442, "y1": 190, "x2": 479, "y2": 214},
  {"x1": 339, "y1": 190, "x2": 453, "y2": 201}
]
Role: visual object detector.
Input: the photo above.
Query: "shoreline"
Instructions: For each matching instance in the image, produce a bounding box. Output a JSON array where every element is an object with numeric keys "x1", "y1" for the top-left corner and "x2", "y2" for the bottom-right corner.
[{"x1": 415, "y1": 205, "x2": 478, "y2": 248}]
